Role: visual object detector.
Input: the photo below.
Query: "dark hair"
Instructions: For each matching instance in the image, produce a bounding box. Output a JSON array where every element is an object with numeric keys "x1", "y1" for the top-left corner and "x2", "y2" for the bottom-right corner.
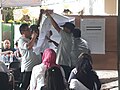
[
  {"x1": 44, "y1": 66, "x2": 66, "y2": 90},
  {"x1": 76, "y1": 53, "x2": 93, "y2": 73},
  {"x1": 61, "y1": 22, "x2": 75, "y2": 31},
  {"x1": 14, "y1": 41, "x2": 18, "y2": 46},
  {"x1": 30, "y1": 24, "x2": 39, "y2": 33},
  {"x1": 30, "y1": 24, "x2": 39, "y2": 39},
  {"x1": 19, "y1": 23, "x2": 29, "y2": 34},
  {"x1": 72, "y1": 28, "x2": 81, "y2": 38},
  {"x1": 74, "y1": 53, "x2": 95, "y2": 90}
]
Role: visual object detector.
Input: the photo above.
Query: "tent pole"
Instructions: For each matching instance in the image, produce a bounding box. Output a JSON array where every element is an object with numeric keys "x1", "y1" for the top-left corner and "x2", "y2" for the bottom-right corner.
[
  {"x1": 0, "y1": 7, "x2": 2, "y2": 51},
  {"x1": 118, "y1": 0, "x2": 120, "y2": 90}
]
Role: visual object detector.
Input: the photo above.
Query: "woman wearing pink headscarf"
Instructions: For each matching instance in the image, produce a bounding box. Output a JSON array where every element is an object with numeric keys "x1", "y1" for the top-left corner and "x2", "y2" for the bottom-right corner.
[
  {"x1": 42, "y1": 48, "x2": 59, "y2": 69},
  {"x1": 30, "y1": 48, "x2": 65, "y2": 90}
]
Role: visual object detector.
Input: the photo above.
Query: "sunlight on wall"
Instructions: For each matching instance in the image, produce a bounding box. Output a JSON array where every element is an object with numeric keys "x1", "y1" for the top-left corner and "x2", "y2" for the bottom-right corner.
[
  {"x1": 42, "y1": 0, "x2": 117, "y2": 15},
  {"x1": 13, "y1": 0, "x2": 118, "y2": 19},
  {"x1": 92, "y1": 0, "x2": 105, "y2": 15}
]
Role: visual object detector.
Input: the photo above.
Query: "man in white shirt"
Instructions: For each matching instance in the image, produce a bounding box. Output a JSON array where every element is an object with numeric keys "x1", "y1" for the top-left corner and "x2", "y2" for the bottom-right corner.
[
  {"x1": 46, "y1": 11, "x2": 75, "y2": 67},
  {"x1": 18, "y1": 23, "x2": 41, "y2": 90}
]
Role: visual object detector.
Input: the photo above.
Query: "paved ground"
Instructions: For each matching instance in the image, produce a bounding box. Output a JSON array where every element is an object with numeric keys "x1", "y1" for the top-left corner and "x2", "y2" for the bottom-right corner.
[{"x1": 96, "y1": 70, "x2": 118, "y2": 90}]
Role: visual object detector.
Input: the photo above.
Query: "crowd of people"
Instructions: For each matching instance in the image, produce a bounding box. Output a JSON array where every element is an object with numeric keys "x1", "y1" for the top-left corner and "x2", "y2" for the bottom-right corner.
[{"x1": 0, "y1": 9, "x2": 101, "y2": 90}]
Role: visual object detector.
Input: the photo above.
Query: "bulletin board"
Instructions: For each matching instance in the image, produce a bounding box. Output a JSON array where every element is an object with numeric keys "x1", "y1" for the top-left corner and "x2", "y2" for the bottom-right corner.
[{"x1": 80, "y1": 18, "x2": 105, "y2": 54}]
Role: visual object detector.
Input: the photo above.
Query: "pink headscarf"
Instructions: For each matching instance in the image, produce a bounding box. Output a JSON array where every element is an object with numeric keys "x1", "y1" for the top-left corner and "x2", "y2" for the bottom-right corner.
[{"x1": 42, "y1": 48, "x2": 59, "y2": 69}]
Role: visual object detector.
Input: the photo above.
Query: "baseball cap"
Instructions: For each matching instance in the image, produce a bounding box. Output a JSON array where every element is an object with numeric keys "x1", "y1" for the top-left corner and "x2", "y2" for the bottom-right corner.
[{"x1": 60, "y1": 22, "x2": 75, "y2": 30}]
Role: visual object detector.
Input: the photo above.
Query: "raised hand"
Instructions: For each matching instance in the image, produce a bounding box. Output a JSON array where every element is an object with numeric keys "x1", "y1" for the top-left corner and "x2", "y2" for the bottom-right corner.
[
  {"x1": 40, "y1": 9, "x2": 45, "y2": 14},
  {"x1": 31, "y1": 31, "x2": 38, "y2": 39}
]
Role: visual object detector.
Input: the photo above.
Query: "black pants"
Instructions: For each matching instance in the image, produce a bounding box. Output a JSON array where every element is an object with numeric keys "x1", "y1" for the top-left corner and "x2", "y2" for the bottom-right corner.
[{"x1": 20, "y1": 71, "x2": 32, "y2": 90}]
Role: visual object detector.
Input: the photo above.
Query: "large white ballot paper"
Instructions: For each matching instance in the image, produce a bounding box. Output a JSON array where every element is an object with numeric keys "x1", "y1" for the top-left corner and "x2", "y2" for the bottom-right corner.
[
  {"x1": 80, "y1": 18, "x2": 105, "y2": 54},
  {"x1": 34, "y1": 13, "x2": 75, "y2": 55}
]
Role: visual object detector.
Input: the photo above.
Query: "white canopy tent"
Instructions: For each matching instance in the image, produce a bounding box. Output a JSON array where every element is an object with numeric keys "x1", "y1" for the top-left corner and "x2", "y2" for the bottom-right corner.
[
  {"x1": 0, "y1": 0, "x2": 43, "y2": 7},
  {"x1": 0, "y1": 0, "x2": 70, "y2": 7}
]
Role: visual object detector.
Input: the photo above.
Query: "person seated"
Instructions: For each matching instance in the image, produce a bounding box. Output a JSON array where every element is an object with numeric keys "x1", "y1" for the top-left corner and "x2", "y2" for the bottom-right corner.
[
  {"x1": 68, "y1": 53, "x2": 101, "y2": 90},
  {"x1": 41, "y1": 66, "x2": 69, "y2": 90},
  {"x1": 0, "y1": 61, "x2": 14, "y2": 90},
  {"x1": 30, "y1": 48, "x2": 66, "y2": 90},
  {"x1": 0, "y1": 61, "x2": 10, "y2": 74},
  {"x1": 1, "y1": 39, "x2": 15, "y2": 55},
  {"x1": 0, "y1": 39, "x2": 17, "y2": 62},
  {"x1": 0, "y1": 60, "x2": 12, "y2": 83}
]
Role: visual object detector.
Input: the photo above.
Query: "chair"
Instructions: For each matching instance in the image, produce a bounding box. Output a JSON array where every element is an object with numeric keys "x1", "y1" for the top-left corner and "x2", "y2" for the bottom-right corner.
[
  {"x1": 9, "y1": 61, "x2": 21, "y2": 89},
  {"x1": 9, "y1": 61, "x2": 21, "y2": 69},
  {"x1": 0, "y1": 72, "x2": 9, "y2": 90}
]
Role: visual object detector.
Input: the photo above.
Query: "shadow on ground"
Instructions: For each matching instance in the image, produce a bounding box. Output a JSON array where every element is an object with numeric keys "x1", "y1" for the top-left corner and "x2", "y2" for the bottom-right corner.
[
  {"x1": 100, "y1": 77, "x2": 118, "y2": 90},
  {"x1": 100, "y1": 77, "x2": 118, "y2": 84}
]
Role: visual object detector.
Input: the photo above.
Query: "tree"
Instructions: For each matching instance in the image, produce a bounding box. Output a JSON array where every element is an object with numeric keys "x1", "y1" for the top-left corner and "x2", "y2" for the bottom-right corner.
[{"x1": 2, "y1": 7, "x2": 22, "y2": 23}]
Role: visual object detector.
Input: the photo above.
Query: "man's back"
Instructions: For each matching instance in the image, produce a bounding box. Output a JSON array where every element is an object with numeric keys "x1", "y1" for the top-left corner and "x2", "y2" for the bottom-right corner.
[
  {"x1": 56, "y1": 30, "x2": 72, "y2": 66},
  {"x1": 71, "y1": 28, "x2": 90, "y2": 67}
]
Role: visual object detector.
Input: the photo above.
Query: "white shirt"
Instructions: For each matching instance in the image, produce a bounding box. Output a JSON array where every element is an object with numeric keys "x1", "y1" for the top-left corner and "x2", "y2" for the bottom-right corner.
[
  {"x1": 30, "y1": 63, "x2": 65, "y2": 90},
  {"x1": 71, "y1": 38, "x2": 89, "y2": 67},
  {"x1": 69, "y1": 79, "x2": 89, "y2": 90},
  {"x1": 18, "y1": 37, "x2": 41, "y2": 72},
  {"x1": 56, "y1": 30, "x2": 72, "y2": 66},
  {"x1": 30, "y1": 63, "x2": 47, "y2": 90}
]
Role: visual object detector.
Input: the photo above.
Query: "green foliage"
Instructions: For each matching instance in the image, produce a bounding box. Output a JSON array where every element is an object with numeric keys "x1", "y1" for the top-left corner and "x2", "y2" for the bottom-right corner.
[
  {"x1": 2, "y1": 7, "x2": 35, "y2": 24},
  {"x1": 2, "y1": 7, "x2": 14, "y2": 23},
  {"x1": 2, "y1": 7, "x2": 22, "y2": 23}
]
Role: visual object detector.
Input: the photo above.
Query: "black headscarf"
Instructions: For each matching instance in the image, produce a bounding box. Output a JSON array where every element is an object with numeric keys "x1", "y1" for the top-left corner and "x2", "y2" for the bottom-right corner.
[{"x1": 73, "y1": 53, "x2": 101, "y2": 90}]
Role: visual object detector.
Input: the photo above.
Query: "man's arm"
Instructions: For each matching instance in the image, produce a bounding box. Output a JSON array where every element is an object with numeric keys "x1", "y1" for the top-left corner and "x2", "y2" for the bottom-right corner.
[
  {"x1": 45, "y1": 36, "x2": 59, "y2": 47},
  {"x1": 51, "y1": 40, "x2": 59, "y2": 47},
  {"x1": 46, "y1": 10, "x2": 61, "y2": 33},
  {"x1": 27, "y1": 10, "x2": 44, "y2": 50},
  {"x1": 37, "y1": 9, "x2": 44, "y2": 27},
  {"x1": 27, "y1": 31, "x2": 38, "y2": 50},
  {"x1": 0, "y1": 50, "x2": 13, "y2": 56}
]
